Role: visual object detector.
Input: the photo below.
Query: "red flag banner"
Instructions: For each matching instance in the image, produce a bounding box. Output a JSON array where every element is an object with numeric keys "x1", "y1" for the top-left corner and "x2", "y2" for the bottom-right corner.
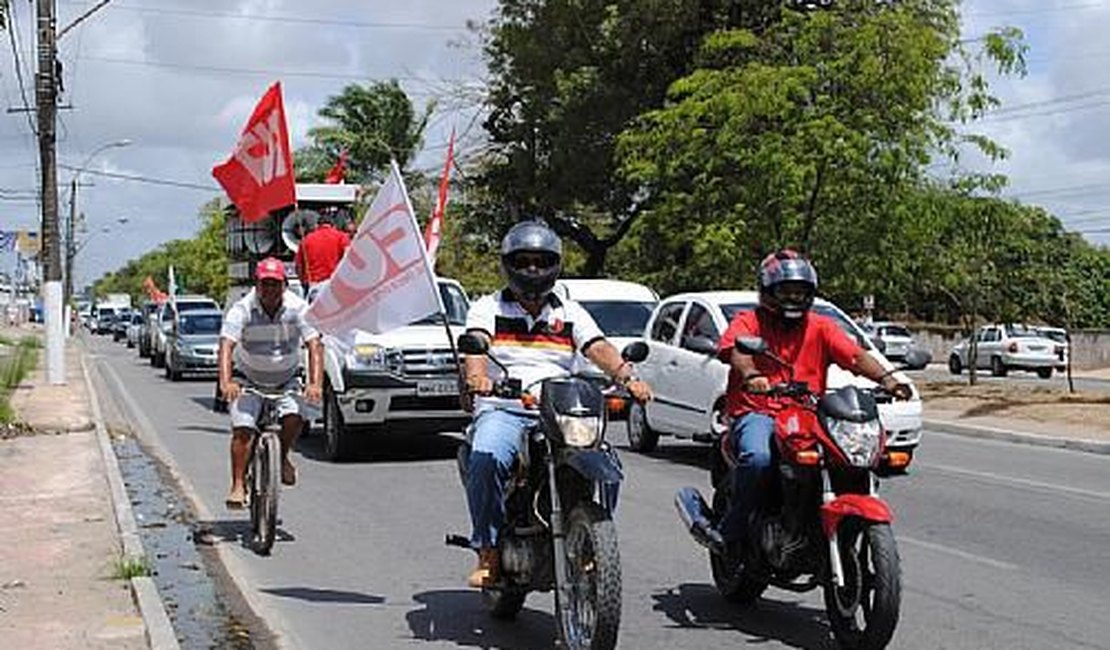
[
  {"x1": 423, "y1": 129, "x2": 456, "y2": 264},
  {"x1": 324, "y1": 148, "x2": 349, "y2": 184},
  {"x1": 212, "y1": 82, "x2": 296, "y2": 223}
]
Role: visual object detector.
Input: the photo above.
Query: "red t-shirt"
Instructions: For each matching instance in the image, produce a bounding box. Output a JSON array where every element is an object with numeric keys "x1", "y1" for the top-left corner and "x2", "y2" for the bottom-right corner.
[
  {"x1": 717, "y1": 308, "x2": 862, "y2": 417},
  {"x1": 294, "y1": 224, "x2": 351, "y2": 284}
]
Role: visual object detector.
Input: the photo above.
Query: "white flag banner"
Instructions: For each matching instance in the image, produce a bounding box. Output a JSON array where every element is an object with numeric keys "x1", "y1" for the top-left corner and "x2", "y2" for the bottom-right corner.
[
  {"x1": 167, "y1": 265, "x2": 178, "y2": 311},
  {"x1": 305, "y1": 161, "x2": 443, "y2": 336}
]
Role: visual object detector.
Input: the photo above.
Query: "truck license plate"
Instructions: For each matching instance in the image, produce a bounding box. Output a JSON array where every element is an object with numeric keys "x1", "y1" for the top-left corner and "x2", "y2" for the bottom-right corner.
[{"x1": 417, "y1": 379, "x2": 457, "y2": 396}]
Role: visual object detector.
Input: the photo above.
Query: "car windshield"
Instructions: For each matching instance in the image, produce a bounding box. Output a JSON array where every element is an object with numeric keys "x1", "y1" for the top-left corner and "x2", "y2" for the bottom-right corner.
[
  {"x1": 179, "y1": 314, "x2": 222, "y2": 335},
  {"x1": 409, "y1": 284, "x2": 469, "y2": 326},
  {"x1": 882, "y1": 325, "x2": 912, "y2": 338},
  {"x1": 720, "y1": 302, "x2": 874, "y2": 349},
  {"x1": 132, "y1": 315, "x2": 144, "y2": 325},
  {"x1": 579, "y1": 301, "x2": 656, "y2": 337},
  {"x1": 1037, "y1": 328, "x2": 1067, "y2": 343}
]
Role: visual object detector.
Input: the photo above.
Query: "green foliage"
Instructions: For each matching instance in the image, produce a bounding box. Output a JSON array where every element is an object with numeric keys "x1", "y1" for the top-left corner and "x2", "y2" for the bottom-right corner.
[
  {"x1": 301, "y1": 80, "x2": 431, "y2": 183},
  {"x1": 111, "y1": 556, "x2": 152, "y2": 580},
  {"x1": 0, "y1": 337, "x2": 40, "y2": 424}
]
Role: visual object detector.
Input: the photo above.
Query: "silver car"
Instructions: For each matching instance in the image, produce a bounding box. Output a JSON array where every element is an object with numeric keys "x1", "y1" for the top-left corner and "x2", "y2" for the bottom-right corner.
[
  {"x1": 862, "y1": 321, "x2": 917, "y2": 363},
  {"x1": 150, "y1": 295, "x2": 220, "y2": 368},
  {"x1": 163, "y1": 309, "x2": 223, "y2": 381}
]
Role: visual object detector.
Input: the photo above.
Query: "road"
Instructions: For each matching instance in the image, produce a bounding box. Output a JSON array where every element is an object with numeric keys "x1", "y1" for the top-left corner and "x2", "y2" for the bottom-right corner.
[
  {"x1": 85, "y1": 335, "x2": 1110, "y2": 650},
  {"x1": 912, "y1": 364, "x2": 1110, "y2": 393}
]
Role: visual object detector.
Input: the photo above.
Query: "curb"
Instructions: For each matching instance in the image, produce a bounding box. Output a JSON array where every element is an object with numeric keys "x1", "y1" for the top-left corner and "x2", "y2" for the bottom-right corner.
[
  {"x1": 81, "y1": 353, "x2": 182, "y2": 650},
  {"x1": 923, "y1": 418, "x2": 1110, "y2": 455}
]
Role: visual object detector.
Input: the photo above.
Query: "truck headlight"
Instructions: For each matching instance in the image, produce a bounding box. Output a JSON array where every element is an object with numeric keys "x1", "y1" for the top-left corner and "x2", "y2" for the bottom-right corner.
[{"x1": 348, "y1": 344, "x2": 399, "y2": 371}]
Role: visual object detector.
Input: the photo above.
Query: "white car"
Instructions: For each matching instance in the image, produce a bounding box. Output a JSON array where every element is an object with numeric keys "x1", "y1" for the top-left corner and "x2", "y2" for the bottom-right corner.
[
  {"x1": 320, "y1": 278, "x2": 471, "y2": 461},
  {"x1": 948, "y1": 323, "x2": 1064, "y2": 378},
  {"x1": 554, "y1": 278, "x2": 659, "y2": 417},
  {"x1": 125, "y1": 312, "x2": 145, "y2": 349},
  {"x1": 862, "y1": 321, "x2": 915, "y2": 362},
  {"x1": 629, "y1": 291, "x2": 923, "y2": 459}
]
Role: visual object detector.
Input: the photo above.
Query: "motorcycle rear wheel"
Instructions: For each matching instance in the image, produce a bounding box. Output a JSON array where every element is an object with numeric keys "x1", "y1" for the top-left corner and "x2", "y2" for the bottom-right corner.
[
  {"x1": 559, "y1": 502, "x2": 622, "y2": 650},
  {"x1": 823, "y1": 520, "x2": 901, "y2": 650},
  {"x1": 709, "y1": 487, "x2": 768, "y2": 604}
]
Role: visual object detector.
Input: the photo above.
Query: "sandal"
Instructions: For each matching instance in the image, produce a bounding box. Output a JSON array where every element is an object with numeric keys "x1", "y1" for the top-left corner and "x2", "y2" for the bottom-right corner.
[{"x1": 225, "y1": 491, "x2": 247, "y2": 510}]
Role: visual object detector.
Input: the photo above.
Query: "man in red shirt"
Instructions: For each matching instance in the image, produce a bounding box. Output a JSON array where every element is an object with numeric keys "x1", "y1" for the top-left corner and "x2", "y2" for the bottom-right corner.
[
  {"x1": 294, "y1": 210, "x2": 351, "y2": 296},
  {"x1": 713, "y1": 250, "x2": 912, "y2": 550}
]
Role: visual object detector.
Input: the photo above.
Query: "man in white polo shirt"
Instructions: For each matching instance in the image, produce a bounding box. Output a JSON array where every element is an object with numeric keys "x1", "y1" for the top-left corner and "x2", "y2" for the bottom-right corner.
[
  {"x1": 218, "y1": 257, "x2": 324, "y2": 510},
  {"x1": 460, "y1": 221, "x2": 653, "y2": 587}
]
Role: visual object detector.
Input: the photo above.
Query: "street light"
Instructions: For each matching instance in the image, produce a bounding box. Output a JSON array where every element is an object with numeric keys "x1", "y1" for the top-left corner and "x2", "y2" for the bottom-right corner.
[{"x1": 64, "y1": 139, "x2": 132, "y2": 309}]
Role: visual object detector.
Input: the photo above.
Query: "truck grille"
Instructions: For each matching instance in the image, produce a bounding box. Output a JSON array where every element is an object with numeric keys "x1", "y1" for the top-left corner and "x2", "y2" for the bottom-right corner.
[
  {"x1": 401, "y1": 348, "x2": 459, "y2": 378},
  {"x1": 390, "y1": 395, "x2": 461, "y2": 412}
]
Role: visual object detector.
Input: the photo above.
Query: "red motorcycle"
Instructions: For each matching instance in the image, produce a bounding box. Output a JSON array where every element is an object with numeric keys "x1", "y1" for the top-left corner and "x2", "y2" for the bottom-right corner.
[{"x1": 675, "y1": 336, "x2": 925, "y2": 650}]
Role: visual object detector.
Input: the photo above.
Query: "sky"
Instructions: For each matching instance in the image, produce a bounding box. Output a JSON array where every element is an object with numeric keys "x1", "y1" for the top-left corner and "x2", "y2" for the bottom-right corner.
[{"x1": 1, "y1": 0, "x2": 1108, "y2": 293}]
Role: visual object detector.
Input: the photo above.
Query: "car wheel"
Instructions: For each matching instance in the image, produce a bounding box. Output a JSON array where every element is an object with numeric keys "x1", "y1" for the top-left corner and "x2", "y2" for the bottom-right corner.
[
  {"x1": 626, "y1": 401, "x2": 660, "y2": 453},
  {"x1": 948, "y1": 355, "x2": 962, "y2": 375},
  {"x1": 1037, "y1": 367, "x2": 1053, "y2": 379},
  {"x1": 323, "y1": 381, "x2": 357, "y2": 462},
  {"x1": 990, "y1": 356, "x2": 1008, "y2": 377}
]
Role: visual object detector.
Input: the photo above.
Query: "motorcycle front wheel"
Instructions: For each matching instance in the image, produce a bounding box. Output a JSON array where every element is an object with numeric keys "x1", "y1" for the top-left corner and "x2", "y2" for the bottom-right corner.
[
  {"x1": 559, "y1": 502, "x2": 621, "y2": 650},
  {"x1": 823, "y1": 520, "x2": 901, "y2": 650}
]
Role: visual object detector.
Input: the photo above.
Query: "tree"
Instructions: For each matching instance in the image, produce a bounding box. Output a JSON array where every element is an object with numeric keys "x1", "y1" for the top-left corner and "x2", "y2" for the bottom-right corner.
[
  {"x1": 616, "y1": 1, "x2": 1025, "y2": 298},
  {"x1": 297, "y1": 81, "x2": 431, "y2": 184}
]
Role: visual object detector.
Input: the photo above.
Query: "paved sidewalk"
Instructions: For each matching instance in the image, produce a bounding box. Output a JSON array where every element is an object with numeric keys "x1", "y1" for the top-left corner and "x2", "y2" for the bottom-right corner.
[
  {"x1": 0, "y1": 324, "x2": 147, "y2": 648},
  {"x1": 924, "y1": 405, "x2": 1110, "y2": 454}
]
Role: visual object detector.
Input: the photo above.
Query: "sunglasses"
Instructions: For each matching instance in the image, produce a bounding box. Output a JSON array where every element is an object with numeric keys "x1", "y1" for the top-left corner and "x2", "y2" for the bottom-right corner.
[{"x1": 509, "y1": 253, "x2": 559, "y2": 271}]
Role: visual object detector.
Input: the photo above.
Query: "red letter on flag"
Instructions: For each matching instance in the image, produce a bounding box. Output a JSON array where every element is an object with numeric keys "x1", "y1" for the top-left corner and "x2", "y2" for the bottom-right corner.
[
  {"x1": 423, "y1": 129, "x2": 456, "y2": 264},
  {"x1": 212, "y1": 82, "x2": 296, "y2": 223}
]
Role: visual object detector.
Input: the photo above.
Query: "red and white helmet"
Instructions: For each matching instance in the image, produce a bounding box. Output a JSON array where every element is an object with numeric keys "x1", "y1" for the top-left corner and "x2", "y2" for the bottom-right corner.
[{"x1": 757, "y1": 249, "x2": 818, "y2": 320}]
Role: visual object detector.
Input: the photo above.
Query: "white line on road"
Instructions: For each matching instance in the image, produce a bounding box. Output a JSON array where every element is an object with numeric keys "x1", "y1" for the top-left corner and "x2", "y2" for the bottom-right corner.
[
  {"x1": 922, "y1": 463, "x2": 1110, "y2": 502},
  {"x1": 899, "y1": 536, "x2": 1019, "y2": 571}
]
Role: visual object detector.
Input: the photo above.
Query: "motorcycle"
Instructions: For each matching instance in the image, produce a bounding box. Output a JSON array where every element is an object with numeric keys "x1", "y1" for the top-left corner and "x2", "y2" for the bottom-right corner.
[
  {"x1": 447, "y1": 333, "x2": 648, "y2": 650},
  {"x1": 674, "y1": 336, "x2": 927, "y2": 650}
]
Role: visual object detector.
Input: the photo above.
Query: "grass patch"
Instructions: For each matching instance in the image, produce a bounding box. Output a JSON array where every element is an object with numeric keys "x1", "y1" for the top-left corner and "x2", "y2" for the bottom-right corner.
[
  {"x1": 0, "y1": 338, "x2": 41, "y2": 424},
  {"x1": 111, "y1": 555, "x2": 152, "y2": 580}
]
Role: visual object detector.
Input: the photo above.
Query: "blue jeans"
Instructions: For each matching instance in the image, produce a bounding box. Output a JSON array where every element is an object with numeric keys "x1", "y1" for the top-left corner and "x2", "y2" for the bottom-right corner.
[
  {"x1": 718, "y1": 412, "x2": 775, "y2": 543},
  {"x1": 465, "y1": 409, "x2": 537, "y2": 548}
]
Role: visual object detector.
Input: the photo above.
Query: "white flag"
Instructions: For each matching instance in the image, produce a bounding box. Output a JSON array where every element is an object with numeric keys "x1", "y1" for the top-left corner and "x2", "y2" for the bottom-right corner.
[
  {"x1": 167, "y1": 265, "x2": 178, "y2": 311},
  {"x1": 305, "y1": 161, "x2": 443, "y2": 336}
]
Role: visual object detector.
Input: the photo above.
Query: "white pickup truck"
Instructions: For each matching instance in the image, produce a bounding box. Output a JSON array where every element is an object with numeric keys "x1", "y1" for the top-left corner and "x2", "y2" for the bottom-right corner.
[{"x1": 320, "y1": 278, "x2": 471, "y2": 460}]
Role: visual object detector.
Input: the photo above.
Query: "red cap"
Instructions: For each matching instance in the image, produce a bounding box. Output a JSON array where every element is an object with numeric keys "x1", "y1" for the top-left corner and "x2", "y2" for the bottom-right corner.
[{"x1": 255, "y1": 257, "x2": 286, "y2": 281}]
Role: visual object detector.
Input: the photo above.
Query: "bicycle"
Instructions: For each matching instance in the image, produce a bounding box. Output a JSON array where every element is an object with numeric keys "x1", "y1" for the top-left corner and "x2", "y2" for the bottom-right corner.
[{"x1": 240, "y1": 385, "x2": 296, "y2": 555}]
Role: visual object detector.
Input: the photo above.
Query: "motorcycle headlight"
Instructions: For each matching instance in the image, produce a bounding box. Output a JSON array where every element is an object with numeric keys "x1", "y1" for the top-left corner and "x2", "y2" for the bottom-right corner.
[
  {"x1": 556, "y1": 415, "x2": 602, "y2": 448},
  {"x1": 826, "y1": 418, "x2": 883, "y2": 468},
  {"x1": 347, "y1": 344, "x2": 399, "y2": 371}
]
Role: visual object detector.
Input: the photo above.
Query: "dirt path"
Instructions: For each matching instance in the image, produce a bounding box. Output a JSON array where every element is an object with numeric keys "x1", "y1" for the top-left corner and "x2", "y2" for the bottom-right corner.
[{"x1": 922, "y1": 381, "x2": 1110, "y2": 430}]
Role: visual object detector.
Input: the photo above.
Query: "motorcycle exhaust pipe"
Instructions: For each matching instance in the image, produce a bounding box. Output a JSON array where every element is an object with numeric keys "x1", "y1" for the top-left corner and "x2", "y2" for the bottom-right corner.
[{"x1": 674, "y1": 487, "x2": 725, "y2": 554}]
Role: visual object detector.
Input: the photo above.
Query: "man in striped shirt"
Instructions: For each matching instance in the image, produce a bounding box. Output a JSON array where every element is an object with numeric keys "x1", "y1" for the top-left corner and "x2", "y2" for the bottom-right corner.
[{"x1": 218, "y1": 257, "x2": 324, "y2": 510}]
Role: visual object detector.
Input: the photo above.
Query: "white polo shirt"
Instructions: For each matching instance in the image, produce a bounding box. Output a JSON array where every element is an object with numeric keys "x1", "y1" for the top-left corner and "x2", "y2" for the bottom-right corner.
[
  {"x1": 466, "y1": 289, "x2": 605, "y2": 413},
  {"x1": 220, "y1": 288, "x2": 319, "y2": 387}
]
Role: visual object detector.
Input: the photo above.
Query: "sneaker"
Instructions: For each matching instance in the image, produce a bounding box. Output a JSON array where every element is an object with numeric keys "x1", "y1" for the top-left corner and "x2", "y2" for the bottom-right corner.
[{"x1": 467, "y1": 547, "x2": 499, "y2": 588}]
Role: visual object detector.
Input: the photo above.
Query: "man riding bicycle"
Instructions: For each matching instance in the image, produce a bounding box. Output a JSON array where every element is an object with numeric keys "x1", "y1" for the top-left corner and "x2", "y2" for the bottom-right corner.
[
  {"x1": 714, "y1": 249, "x2": 913, "y2": 551},
  {"x1": 460, "y1": 220, "x2": 654, "y2": 588},
  {"x1": 218, "y1": 257, "x2": 324, "y2": 509}
]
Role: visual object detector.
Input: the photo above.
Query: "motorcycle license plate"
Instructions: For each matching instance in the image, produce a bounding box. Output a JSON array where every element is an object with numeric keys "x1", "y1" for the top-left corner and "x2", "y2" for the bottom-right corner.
[{"x1": 417, "y1": 379, "x2": 457, "y2": 396}]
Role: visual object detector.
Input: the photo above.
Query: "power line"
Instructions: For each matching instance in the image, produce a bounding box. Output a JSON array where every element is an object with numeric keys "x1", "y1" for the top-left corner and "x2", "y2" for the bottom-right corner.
[
  {"x1": 58, "y1": 0, "x2": 471, "y2": 32},
  {"x1": 964, "y1": 1, "x2": 1109, "y2": 18},
  {"x1": 57, "y1": 164, "x2": 220, "y2": 191}
]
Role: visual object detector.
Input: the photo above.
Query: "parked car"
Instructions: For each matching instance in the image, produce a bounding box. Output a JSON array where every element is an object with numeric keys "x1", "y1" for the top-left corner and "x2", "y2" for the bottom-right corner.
[
  {"x1": 95, "y1": 307, "x2": 117, "y2": 335},
  {"x1": 150, "y1": 295, "x2": 221, "y2": 368},
  {"x1": 320, "y1": 278, "x2": 470, "y2": 461},
  {"x1": 163, "y1": 309, "x2": 223, "y2": 381},
  {"x1": 948, "y1": 323, "x2": 1064, "y2": 378},
  {"x1": 112, "y1": 309, "x2": 133, "y2": 342},
  {"x1": 1035, "y1": 326, "x2": 1069, "y2": 371},
  {"x1": 862, "y1": 321, "x2": 915, "y2": 361},
  {"x1": 125, "y1": 312, "x2": 145, "y2": 349},
  {"x1": 630, "y1": 290, "x2": 923, "y2": 461},
  {"x1": 136, "y1": 301, "x2": 161, "y2": 359},
  {"x1": 554, "y1": 278, "x2": 659, "y2": 418}
]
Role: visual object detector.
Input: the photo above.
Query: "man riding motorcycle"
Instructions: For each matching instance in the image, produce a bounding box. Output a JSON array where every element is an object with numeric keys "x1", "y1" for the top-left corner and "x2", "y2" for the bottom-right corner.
[
  {"x1": 461, "y1": 220, "x2": 653, "y2": 588},
  {"x1": 713, "y1": 249, "x2": 912, "y2": 552}
]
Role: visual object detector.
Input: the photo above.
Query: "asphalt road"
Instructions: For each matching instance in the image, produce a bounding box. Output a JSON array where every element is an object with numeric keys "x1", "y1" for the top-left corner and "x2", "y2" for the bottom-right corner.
[{"x1": 85, "y1": 335, "x2": 1110, "y2": 650}]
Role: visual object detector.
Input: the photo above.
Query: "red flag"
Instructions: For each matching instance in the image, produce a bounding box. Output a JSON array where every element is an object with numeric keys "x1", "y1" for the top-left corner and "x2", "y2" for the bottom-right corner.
[
  {"x1": 212, "y1": 82, "x2": 296, "y2": 223},
  {"x1": 423, "y1": 129, "x2": 456, "y2": 264},
  {"x1": 324, "y1": 148, "x2": 348, "y2": 184}
]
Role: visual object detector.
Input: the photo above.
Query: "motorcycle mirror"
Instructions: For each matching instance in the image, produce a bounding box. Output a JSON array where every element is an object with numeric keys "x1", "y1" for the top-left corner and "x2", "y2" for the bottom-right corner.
[
  {"x1": 457, "y1": 333, "x2": 489, "y2": 356},
  {"x1": 735, "y1": 336, "x2": 768, "y2": 356},
  {"x1": 621, "y1": 341, "x2": 649, "y2": 363}
]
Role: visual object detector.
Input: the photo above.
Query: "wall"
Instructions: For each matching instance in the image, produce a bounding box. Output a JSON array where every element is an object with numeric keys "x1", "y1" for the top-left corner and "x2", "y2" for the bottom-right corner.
[{"x1": 910, "y1": 326, "x2": 1110, "y2": 370}]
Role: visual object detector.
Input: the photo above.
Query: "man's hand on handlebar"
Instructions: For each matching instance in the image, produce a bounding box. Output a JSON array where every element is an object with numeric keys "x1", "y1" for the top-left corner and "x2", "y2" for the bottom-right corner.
[
  {"x1": 466, "y1": 375, "x2": 494, "y2": 396},
  {"x1": 304, "y1": 382, "x2": 323, "y2": 405},
  {"x1": 881, "y1": 376, "x2": 913, "y2": 401},
  {"x1": 221, "y1": 380, "x2": 242, "y2": 402},
  {"x1": 744, "y1": 376, "x2": 772, "y2": 394}
]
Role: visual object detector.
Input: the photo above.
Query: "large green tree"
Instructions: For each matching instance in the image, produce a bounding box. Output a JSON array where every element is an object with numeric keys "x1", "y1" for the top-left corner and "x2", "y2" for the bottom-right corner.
[{"x1": 294, "y1": 80, "x2": 431, "y2": 184}]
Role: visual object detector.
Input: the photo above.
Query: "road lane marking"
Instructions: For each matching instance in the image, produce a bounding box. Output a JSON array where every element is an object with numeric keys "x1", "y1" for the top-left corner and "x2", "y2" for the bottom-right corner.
[
  {"x1": 899, "y1": 536, "x2": 1018, "y2": 571},
  {"x1": 921, "y1": 463, "x2": 1110, "y2": 502}
]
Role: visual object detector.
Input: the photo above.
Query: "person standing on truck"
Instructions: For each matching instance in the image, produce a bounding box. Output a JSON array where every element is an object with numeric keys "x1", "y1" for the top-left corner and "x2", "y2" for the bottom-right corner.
[{"x1": 294, "y1": 209, "x2": 351, "y2": 299}]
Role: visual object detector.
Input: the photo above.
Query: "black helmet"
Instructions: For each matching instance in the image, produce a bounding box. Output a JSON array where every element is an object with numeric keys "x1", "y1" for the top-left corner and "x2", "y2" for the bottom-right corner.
[
  {"x1": 500, "y1": 220, "x2": 562, "y2": 302},
  {"x1": 757, "y1": 249, "x2": 818, "y2": 320}
]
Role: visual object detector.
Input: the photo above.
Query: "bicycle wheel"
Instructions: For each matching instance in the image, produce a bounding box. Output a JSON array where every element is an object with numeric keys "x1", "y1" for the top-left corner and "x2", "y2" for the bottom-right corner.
[{"x1": 250, "y1": 431, "x2": 282, "y2": 555}]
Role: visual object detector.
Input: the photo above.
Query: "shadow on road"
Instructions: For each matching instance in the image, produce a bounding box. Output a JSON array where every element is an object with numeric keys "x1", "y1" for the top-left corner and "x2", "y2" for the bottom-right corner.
[
  {"x1": 179, "y1": 424, "x2": 228, "y2": 435},
  {"x1": 193, "y1": 519, "x2": 296, "y2": 553},
  {"x1": 628, "y1": 442, "x2": 714, "y2": 473},
  {"x1": 259, "y1": 587, "x2": 385, "y2": 605},
  {"x1": 188, "y1": 396, "x2": 226, "y2": 413},
  {"x1": 405, "y1": 589, "x2": 555, "y2": 649},
  {"x1": 296, "y1": 431, "x2": 463, "y2": 463},
  {"x1": 652, "y1": 583, "x2": 835, "y2": 650}
]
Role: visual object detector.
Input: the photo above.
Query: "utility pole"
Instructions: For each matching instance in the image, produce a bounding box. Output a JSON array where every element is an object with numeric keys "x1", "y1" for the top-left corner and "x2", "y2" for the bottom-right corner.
[
  {"x1": 37, "y1": 0, "x2": 64, "y2": 384},
  {"x1": 65, "y1": 177, "x2": 77, "y2": 307}
]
